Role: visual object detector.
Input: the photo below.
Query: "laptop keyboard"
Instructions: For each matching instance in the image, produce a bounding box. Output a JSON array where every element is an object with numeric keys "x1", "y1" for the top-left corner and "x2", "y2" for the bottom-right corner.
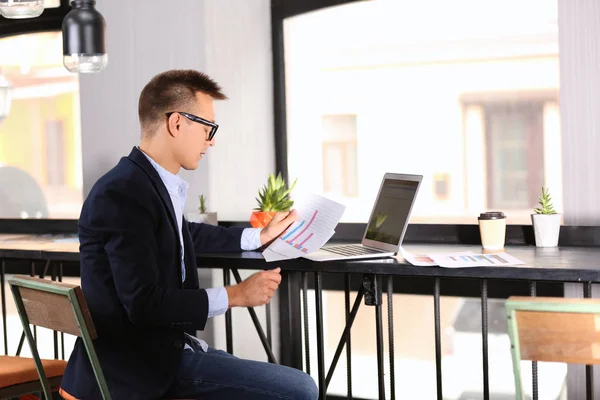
[{"x1": 323, "y1": 244, "x2": 387, "y2": 257}]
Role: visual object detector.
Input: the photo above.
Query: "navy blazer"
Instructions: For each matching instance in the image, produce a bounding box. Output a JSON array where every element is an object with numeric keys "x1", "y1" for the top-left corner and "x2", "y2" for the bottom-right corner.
[{"x1": 61, "y1": 147, "x2": 244, "y2": 399}]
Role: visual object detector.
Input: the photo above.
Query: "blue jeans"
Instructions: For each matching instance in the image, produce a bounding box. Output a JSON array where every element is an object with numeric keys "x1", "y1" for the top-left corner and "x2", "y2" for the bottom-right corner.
[{"x1": 164, "y1": 347, "x2": 319, "y2": 400}]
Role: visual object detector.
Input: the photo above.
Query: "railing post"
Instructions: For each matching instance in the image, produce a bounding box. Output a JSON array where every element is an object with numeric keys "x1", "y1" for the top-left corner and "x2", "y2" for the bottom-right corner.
[
  {"x1": 279, "y1": 270, "x2": 303, "y2": 370},
  {"x1": 434, "y1": 278, "x2": 442, "y2": 400},
  {"x1": 530, "y1": 281, "x2": 538, "y2": 400},
  {"x1": 584, "y1": 281, "x2": 594, "y2": 400},
  {"x1": 223, "y1": 269, "x2": 233, "y2": 354},
  {"x1": 364, "y1": 274, "x2": 385, "y2": 400}
]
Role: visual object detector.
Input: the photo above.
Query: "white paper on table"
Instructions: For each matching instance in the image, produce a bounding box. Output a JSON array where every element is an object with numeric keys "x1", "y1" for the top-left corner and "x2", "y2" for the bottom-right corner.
[
  {"x1": 429, "y1": 252, "x2": 525, "y2": 268},
  {"x1": 263, "y1": 194, "x2": 345, "y2": 262},
  {"x1": 400, "y1": 248, "x2": 475, "y2": 266},
  {"x1": 262, "y1": 247, "x2": 296, "y2": 262},
  {"x1": 263, "y1": 230, "x2": 336, "y2": 262}
]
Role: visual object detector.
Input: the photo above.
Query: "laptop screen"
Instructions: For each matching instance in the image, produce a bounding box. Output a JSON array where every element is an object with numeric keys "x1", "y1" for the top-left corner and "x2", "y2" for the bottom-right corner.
[{"x1": 364, "y1": 178, "x2": 420, "y2": 245}]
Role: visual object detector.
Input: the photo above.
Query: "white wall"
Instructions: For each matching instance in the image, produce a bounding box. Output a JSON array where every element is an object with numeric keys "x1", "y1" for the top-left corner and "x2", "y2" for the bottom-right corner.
[
  {"x1": 203, "y1": 0, "x2": 276, "y2": 221},
  {"x1": 559, "y1": 0, "x2": 600, "y2": 226},
  {"x1": 559, "y1": 1, "x2": 600, "y2": 396},
  {"x1": 80, "y1": 0, "x2": 275, "y2": 221},
  {"x1": 79, "y1": 0, "x2": 208, "y2": 199}
]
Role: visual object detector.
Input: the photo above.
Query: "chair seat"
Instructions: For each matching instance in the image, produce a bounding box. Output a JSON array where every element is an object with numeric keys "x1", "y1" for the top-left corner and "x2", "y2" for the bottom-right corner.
[
  {"x1": 0, "y1": 355, "x2": 67, "y2": 389},
  {"x1": 60, "y1": 388, "x2": 192, "y2": 400}
]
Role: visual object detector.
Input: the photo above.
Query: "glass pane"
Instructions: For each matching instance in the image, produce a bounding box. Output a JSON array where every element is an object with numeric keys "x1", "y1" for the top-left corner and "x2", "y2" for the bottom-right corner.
[
  {"x1": 284, "y1": 0, "x2": 561, "y2": 224},
  {"x1": 487, "y1": 104, "x2": 544, "y2": 210},
  {"x1": 323, "y1": 143, "x2": 345, "y2": 194},
  {"x1": 322, "y1": 114, "x2": 357, "y2": 141},
  {"x1": 321, "y1": 114, "x2": 359, "y2": 197},
  {"x1": 345, "y1": 143, "x2": 358, "y2": 197},
  {"x1": 0, "y1": 32, "x2": 82, "y2": 219}
]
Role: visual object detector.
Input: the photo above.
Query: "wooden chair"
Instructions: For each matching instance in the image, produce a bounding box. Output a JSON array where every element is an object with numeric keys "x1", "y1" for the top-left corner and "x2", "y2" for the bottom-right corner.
[
  {"x1": 8, "y1": 275, "x2": 111, "y2": 400},
  {"x1": 505, "y1": 296, "x2": 600, "y2": 399}
]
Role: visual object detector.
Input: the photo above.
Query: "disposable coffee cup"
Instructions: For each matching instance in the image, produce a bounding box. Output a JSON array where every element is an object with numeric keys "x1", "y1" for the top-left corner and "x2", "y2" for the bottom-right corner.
[{"x1": 478, "y1": 211, "x2": 507, "y2": 250}]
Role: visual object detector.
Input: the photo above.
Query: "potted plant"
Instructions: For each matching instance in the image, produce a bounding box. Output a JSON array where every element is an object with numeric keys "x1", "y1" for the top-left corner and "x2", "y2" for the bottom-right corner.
[
  {"x1": 250, "y1": 173, "x2": 297, "y2": 228},
  {"x1": 188, "y1": 195, "x2": 218, "y2": 226},
  {"x1": 531, "y1": 187, "x2": 561, "y2": 247}
]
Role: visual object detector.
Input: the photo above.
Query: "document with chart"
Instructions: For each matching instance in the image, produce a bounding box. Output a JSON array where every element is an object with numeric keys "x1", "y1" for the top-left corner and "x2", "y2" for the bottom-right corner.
[
  {"x1": 401, "y1": 248, "x2": 525, "y2": 268},
  {"x1": 262, "y1": 194, "x2": 346, "y2": 262},
  {"x1": 430, "y1": 252, "x2": 525, "y2": 268}
]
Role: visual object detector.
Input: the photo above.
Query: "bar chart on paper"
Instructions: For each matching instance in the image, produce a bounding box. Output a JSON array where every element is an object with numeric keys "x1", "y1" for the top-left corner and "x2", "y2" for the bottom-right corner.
[
  {"x1": 263, "y1": 194, "x2": 346, "y2": 262},
  {"x1": 280, "y1": 210, "x2": 319, "y2": 253}
]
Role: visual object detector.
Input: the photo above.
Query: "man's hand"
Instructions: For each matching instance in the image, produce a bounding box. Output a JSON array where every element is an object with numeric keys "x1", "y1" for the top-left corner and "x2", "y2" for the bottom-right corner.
[
  {"x1": 260, "y1": 210, "x2": 297, "y2": 246},
  {"x1": 226, "y1": 268, "x2": 282, "y2": 308}
]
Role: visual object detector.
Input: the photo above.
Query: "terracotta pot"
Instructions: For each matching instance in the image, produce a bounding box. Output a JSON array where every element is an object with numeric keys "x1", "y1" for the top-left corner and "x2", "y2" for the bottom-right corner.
[{"x1": 250, "y1": 211, "x2": 276, "y2": 228}]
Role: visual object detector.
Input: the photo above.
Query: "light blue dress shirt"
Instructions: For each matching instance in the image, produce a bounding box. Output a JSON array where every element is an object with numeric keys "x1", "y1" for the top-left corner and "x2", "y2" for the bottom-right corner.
[{"x1": 140, "y1": 150, "x2": 263, "y2": 351}]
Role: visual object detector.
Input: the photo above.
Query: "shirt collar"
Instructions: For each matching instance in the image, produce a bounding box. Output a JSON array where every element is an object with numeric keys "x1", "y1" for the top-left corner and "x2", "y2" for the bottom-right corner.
[{"x1": 138, "y1": 148, "x2": 189, "y2": 200}]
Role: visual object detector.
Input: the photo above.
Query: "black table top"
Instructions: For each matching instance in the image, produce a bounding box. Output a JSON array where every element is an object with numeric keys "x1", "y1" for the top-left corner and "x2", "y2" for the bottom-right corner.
[
  {"x1": 197, "y1": 244, "x2": 600, "y2": 282},
  {"x1": 1, "y1": 235, "x2": 599, "y2": 283}
]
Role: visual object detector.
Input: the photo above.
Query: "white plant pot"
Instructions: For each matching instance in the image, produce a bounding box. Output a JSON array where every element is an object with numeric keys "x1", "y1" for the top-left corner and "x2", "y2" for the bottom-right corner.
[
  {"x1": 531, "y1": 213, "x2": 561, "y2": 247},
  {"x1": 187, "y1": 212, "x2": 218, "y2": 226}
]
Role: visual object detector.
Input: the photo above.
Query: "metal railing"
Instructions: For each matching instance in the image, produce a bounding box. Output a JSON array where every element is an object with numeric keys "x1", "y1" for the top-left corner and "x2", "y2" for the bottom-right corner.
[{"x1": 0, "y1": 256, "x2": 593, "y2": 400}]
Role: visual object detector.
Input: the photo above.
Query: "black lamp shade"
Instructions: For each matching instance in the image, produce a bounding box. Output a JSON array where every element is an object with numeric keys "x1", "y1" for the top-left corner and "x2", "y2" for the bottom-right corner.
[{"x1": 62, "y1": 1, "x2": 106, "y2": 56}]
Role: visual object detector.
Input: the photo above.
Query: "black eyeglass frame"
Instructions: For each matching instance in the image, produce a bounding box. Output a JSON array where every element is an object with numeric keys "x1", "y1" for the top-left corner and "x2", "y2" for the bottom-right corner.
[{"x1": 165, "y1": 111, "x2": 219, "y2": 141}]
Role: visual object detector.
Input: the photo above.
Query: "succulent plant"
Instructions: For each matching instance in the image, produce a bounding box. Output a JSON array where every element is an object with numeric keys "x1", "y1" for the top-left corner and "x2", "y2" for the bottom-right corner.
[
  {"x1": 534, "y1": 187, "x2": 557, "y2": 215},
  {"x1": 255, "y1": 173, "x2": 297, "y2": 212},
  {"x1": 199, "y1": 194, "x2": 207, "y2": 214}
]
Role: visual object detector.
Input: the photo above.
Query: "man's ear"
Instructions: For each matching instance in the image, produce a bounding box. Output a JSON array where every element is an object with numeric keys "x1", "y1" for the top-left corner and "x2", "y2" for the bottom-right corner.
[{"x1": 166, "y1": 113, "x2": 182, "y2": 137}]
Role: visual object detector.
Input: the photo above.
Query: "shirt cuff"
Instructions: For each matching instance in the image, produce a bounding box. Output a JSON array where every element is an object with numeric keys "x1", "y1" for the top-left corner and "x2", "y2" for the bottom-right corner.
[
  {"x1": 241, "y1": 227, "x2": 263, "y2": 250},
  {"x1": 206, "y1": 287, "x2": 229, "y2": 318}
]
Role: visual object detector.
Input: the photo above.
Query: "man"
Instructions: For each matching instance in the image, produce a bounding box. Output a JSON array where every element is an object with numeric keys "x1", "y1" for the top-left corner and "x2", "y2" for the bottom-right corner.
[{"x1": 61, "y1": 70, "x2": 319, "y2": 400}]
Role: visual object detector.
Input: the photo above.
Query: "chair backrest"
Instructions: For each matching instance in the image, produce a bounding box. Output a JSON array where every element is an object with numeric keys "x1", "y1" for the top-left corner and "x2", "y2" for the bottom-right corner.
[
  {"x1": 506, "y1": 296, "x2": 600, "y2": 364},
  {"x1": 9, "y1": 275, "x2": 96, "y2": 338},
  {"x1": 505, "y1": 296, "x2": 600, "y2": 400},
  {"x1": 9, "y1": 275, "x2": 111, "y2": 400}
]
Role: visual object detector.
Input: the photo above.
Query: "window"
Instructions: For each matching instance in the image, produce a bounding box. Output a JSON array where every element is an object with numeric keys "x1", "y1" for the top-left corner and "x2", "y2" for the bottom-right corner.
[
  {"x1": 486, "y1": 102, "x2": 544, "y2": 210},
  {"x1": 45, "y1": 120, "x2": 66, "y2": 186},
  {"x1": 322, "y1": 114, "x2": 358, "y2": 197},
  {"x1": 284, "y1": 1, "x2": 564, "y2": 398},
  {"x1": 284, "y1": 0, "x2": 561, "y2": 225},
  {"x1": 0, "y1": 31, "x2": 82, "y2": 219},
  {"x1": 462, "y1": 94, "x2": 560, "y2": 220}
]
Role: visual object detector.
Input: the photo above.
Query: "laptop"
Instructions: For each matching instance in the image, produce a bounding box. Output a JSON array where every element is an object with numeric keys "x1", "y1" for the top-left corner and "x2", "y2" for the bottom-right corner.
[{"x1": 304, "y1": 173, "x2": 422, "y2": 261}]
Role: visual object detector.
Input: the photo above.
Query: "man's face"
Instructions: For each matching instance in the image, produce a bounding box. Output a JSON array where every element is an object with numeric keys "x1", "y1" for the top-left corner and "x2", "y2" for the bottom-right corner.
[{"x1": 172, "y1": 92, "x2": 216, "y2": 171}]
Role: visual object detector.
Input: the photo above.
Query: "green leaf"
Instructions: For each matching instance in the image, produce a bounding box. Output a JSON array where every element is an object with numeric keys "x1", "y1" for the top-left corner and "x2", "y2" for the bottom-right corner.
[
  {"x1": 534, "y1": 187, "x2": 557, "y2": 214},
  {"x1": 199, "y1": 194, "x2": 207, "y2": 214},
  {"x1": 255, "y1": 172, "x2": 298, "y2": 212}
]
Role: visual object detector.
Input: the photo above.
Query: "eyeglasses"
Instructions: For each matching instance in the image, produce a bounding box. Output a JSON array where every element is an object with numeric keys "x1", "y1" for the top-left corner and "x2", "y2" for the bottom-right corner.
[{"x1": 165, "y1": 111, "x2": 219, "y2": 141}]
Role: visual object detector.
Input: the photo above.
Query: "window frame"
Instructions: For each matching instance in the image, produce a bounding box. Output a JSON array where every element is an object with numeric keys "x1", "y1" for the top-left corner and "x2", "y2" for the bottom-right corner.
[
  {"x1": 269, "y1": 0, "x2": 570, "y2": 241},
  {"x1": 0, "y1": 0, "x2": 75, "y2": 230},
  {"x1": 271, "y1": 0, "x2": 365, "y2": 185}
]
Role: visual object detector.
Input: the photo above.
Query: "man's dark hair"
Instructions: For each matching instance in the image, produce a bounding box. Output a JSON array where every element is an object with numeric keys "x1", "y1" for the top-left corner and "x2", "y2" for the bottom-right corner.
[{"x1": 138, "y1": 69, "x2": 227, "y2": 135}]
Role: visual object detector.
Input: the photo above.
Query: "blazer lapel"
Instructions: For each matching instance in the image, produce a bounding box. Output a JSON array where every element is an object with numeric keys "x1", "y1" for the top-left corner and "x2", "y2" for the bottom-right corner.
[{"x1": 126, "y1": 146, "x2": 179, "y2": 237}]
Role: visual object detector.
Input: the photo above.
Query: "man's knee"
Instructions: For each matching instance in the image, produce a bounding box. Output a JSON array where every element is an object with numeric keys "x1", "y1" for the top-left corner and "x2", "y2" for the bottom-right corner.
[{"x1": 287, "y1": 368, "x2": 319, "y2": 400}]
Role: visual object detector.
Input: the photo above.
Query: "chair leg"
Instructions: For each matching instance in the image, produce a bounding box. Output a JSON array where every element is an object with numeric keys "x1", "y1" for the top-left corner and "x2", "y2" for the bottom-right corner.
[
  {"x1": 10, "y1": 285, "x2": 53, "y2": 400},
  {"x1": 507, "y1": 308, "x2": 523, "y2": 400}
]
